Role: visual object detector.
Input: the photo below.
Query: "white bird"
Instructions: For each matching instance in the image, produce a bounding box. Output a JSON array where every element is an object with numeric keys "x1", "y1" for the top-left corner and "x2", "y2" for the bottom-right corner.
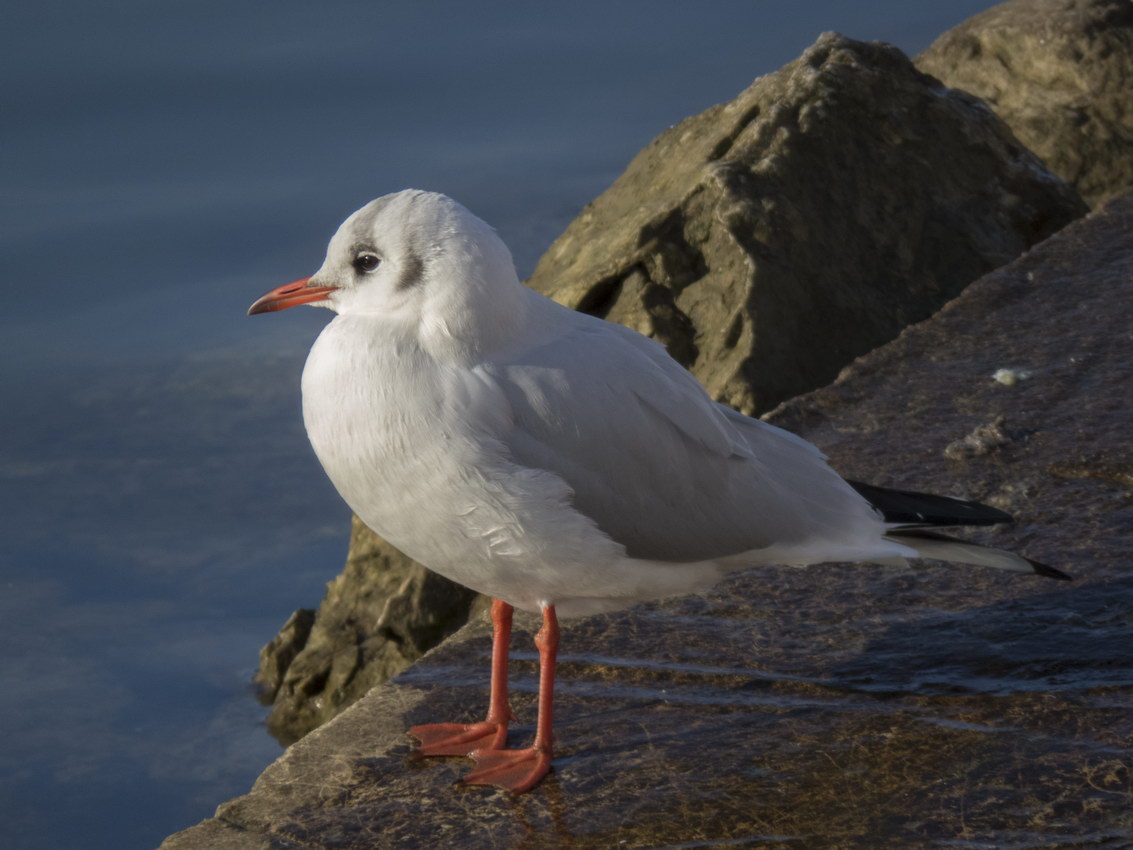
[{"x1": 248, "y1": 190, "x2": 1067, "y2": 793}]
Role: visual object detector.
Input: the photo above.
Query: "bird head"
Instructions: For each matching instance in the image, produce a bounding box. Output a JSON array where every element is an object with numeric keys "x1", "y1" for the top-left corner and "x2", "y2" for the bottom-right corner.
[{"x1": 249, "y1": 190, "x2": 527, "y2": 360}]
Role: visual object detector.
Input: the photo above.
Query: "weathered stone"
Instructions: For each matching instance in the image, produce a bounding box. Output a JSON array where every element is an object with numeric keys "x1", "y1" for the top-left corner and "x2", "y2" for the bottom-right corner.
[
  {"x1": 257, "y1": 31, "x2": 1089, "y2": 741},
  {"x1": 527, "y1": 31, "x2": 1085, "y2": 416},
  {"x1": 165, "y1": 192, "x2": 1133, "y2": 850},
  {"x1": 254, "y1": 609, "x2": 315, "y2": 699},
  {"x1": 257, "y1": 516, "x2": 488, "y2": 744},
  {"x1": 917, "y1": 0, "x2": 1133, "y2": 208},
  {"x1": 941, "y1": 414, "x2": 1014, "y2": 460}
]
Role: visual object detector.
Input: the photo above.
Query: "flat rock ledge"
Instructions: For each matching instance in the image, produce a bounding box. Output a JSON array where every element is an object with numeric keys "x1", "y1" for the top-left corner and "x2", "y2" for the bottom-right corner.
[{"x1": 163, "y1": 193, "x2": 1133, "y2": 848}]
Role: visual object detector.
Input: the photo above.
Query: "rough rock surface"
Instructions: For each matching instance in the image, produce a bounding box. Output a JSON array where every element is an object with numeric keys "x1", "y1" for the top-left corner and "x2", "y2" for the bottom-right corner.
[
  {"x1": 256, "y1": 32, "x2": 1089, "y2": 743},
  {"x1": 526, "y1": 31, "x2": 1084, "y2": 416},
  {"x1": 166, "y1": 191, "x2": 1133, "y2": 850},
  {"x1": 918, "y1": 0, "x2": 1133, "y2": 208},
  {"x1": 255, "y1": 517, "x2": 488, "y2": 743}
]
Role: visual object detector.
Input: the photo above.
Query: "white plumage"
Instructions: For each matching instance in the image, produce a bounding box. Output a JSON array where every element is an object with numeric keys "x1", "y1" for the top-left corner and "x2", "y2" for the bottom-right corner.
[
  {"x1": 290, "y1": 190, "x2": 920, "y2": 618},
  {"x1": 249, "y1": 189, "x2": 1063, "y2": 793}
]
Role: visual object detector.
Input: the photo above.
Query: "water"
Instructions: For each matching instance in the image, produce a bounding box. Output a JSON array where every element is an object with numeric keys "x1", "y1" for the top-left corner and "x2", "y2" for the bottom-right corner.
[{"x1": 0, "y1": 2, "x2": 996, "y2": 847}]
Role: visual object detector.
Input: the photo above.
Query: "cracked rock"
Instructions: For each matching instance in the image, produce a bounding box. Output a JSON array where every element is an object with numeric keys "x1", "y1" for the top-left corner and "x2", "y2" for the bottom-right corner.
[{"x1": 917, "y1": 0, "x2": 1133, "y2": 208}]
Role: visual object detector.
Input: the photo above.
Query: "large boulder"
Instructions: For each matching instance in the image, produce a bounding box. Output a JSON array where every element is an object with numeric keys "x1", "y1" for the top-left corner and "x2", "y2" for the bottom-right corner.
[
  {"x1": 526, "y1": 31, "x2": 1083, "y2": 416},
  {"x1": 256, "y1": 31, "x2": 1087, "y2": 744},
  {"x1": 166, "y1": 190, "x2": 1133, "y2": 850},
  {"x1": 917, "y1": 0, "x2": 1133, "y2": 208}
]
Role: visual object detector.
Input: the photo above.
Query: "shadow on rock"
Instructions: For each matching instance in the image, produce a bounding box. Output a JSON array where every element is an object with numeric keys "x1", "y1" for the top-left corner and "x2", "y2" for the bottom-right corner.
[{"x1": 829, "y1": 575, "x2": 1133, "y2": 696}]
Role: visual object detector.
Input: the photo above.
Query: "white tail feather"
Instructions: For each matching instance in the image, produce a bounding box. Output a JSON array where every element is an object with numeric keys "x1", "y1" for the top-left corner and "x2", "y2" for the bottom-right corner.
[{"x1": 884, "y1": 534, "x2": 1033, "y2": 574}]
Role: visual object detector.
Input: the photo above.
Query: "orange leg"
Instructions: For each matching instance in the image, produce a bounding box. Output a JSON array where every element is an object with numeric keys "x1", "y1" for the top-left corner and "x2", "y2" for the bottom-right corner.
[
  {"x1": 408, "y1": 598, "x2": 514, "y2": 756},
  {"x1": 464, "y1": 604, "x2": 558, "y2": 793}
]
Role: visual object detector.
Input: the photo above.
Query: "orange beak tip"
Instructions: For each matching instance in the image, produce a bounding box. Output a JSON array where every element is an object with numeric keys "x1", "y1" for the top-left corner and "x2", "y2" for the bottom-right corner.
[{"x1": 247, "y1": 277, "x2": 337, "y2": 316}]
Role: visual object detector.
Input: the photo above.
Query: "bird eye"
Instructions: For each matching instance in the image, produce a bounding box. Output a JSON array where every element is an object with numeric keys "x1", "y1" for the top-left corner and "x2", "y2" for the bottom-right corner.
[{"x1": 353, "y1": 252, "x2": 381, "y2": 273}]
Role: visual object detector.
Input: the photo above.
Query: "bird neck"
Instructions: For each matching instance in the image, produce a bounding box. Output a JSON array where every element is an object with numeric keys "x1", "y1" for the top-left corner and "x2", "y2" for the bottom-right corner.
[{"x1": 417, "y1": 257, "x2": 532, "y2": 367}]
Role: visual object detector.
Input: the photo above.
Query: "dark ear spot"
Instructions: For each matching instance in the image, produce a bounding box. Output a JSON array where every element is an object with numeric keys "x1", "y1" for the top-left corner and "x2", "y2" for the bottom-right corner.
[{"x1": 396, "y1": 250, "x2": 425, "y2": 291}]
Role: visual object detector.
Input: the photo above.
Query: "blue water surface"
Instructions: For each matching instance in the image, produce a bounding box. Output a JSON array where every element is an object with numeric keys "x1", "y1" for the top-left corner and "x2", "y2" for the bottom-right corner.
[{"x1": 0, "y1": 2, "x2": 991, "y2": 847}]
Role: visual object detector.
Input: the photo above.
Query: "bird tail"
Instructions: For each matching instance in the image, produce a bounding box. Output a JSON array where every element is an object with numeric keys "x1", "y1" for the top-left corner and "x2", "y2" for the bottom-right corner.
[
  {"x1": 885, "y1": 529, "x2": 1071, "y2": 581},
  {"x1": 845, "y1": 480, "x2": 1071, "y2": 581}
]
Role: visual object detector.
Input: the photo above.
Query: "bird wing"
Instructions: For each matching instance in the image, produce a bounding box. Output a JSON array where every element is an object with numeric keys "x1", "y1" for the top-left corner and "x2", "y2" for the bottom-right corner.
[{"x1": 477, "y1": 307, "x2": 876, "y2": 563}]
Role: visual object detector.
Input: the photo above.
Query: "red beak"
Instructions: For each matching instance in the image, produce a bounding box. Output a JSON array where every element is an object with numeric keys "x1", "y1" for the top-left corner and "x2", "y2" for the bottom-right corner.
[{"x1": 247, "y1": 277, "x2": 338, "y2": 315}]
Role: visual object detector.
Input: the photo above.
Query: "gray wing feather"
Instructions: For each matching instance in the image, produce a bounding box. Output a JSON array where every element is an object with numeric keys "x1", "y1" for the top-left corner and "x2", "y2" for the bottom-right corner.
[{"x1": 480, "y1": 317, "x2": 872, "y2": 562}]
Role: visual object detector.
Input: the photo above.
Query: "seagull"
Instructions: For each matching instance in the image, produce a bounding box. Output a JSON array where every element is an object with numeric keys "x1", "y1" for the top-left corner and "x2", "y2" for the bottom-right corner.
[{"x1": 248, "y1": 189, "x2": 1068, "y2": 793}]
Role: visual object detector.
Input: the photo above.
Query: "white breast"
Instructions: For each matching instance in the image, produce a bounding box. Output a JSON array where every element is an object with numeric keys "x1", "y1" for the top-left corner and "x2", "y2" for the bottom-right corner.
[
  {"x1": 302, "y1": 315, "x2": 470, "y2": 562},
  {"x1": 299, "y1": 312, "x2": 629, "y2": 612}
]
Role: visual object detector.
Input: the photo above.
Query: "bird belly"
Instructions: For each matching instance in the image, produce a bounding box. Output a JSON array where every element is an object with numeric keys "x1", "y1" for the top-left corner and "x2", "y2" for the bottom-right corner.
[{"x1": 299, "y1": 323, "x2": 626, "y2": 610}]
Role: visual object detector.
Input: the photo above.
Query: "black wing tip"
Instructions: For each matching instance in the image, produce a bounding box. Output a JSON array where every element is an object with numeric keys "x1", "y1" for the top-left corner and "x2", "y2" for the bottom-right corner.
[
  {"x1": 846, "y1": 480, "x2": 1015, "y2": 527},
  {"x1": 1029, "y1": 559, "x2": 1074, "y2": 581}
]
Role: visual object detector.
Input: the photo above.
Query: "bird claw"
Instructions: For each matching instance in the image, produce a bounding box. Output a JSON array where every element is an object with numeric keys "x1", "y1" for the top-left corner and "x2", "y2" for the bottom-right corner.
[
  {"x1": 464, "y1": 746, "x2": 552, "y2": 793},
  {"x1": 408, "y1": 721, "x2": 507, "y2": 757}
]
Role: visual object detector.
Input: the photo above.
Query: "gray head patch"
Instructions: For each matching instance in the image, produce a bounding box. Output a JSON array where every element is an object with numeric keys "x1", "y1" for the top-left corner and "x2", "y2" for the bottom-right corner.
[
  {"x1": 351, "y1": 195, "x2": 397, "y2": 234},
  {"x1": 396, "y1": 250, "x2": 425, "y2": 291}
]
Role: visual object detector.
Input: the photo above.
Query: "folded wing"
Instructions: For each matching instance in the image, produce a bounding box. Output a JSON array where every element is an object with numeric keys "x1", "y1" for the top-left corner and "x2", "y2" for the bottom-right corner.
[{"x1": 478, "y1": 310, "x2": 883, "y2": 563}]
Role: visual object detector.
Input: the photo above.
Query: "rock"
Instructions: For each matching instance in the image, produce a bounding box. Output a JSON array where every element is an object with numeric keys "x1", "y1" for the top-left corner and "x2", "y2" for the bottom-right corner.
[
  {"x1": 164, "y1": 190, "x2": 1133, "y2": 849},
  {"x1": 254, "y1": 608, "x2": 314, "y2": 699},
  {"x1": 527, "y1": 30, "x2": 1084, "y2": 416},
  {"x1": 942, "y1": 415, "x2": 1014, "y2": 460},
  {"x1": 256, "y1": 30, "x2": 1088, "y2": 744},
  {"x1": 917, "y1": 0, "x2": 1133, "y2": 208},
  {"x1": 257, "y1": 517, "x2": 488, "y2": 744}
]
